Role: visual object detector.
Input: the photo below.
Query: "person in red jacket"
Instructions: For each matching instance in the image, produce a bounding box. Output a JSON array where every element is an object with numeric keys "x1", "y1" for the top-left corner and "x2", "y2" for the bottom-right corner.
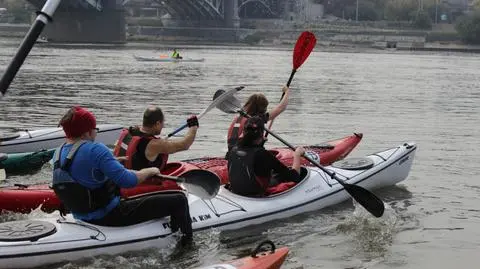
[
  {"x1": 227, "y1": 116, "x2": 305, "y2": 197},
  {"x1": 114, "y1": 106, "x2": 198, "y2": 172},
  {"x1": 226, "y1": 86, "x2": 291, "y2": 152},
  {"x1": 113, "y1": 106, "x2": 199, "y2": 191}
]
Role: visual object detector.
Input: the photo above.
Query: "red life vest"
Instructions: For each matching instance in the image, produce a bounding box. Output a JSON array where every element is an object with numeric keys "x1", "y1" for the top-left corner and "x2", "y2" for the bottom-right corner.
[
  {"x1": 227, "y1": 116, "x2": 248, "y2": 151},
  {"x1": 227, "y1": 114, "x2": 270, "y2": 151},
  {"x1": 113, "y1": 128, "x2": 168, "y2": 170}
]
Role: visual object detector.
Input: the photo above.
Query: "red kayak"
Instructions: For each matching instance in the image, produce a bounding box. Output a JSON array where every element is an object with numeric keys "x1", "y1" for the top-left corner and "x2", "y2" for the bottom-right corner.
[
  {"x1": 0, "y1": 133, "x2": 362, "y2": 214},
  {"x1": 197, "y1": 240, "x2": 288, "y2": 269}
]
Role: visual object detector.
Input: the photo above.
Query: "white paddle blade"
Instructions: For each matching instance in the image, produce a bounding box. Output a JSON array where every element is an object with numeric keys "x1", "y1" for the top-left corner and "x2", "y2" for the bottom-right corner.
[
  {"x1": 213, "y1": 89, "x2": 242, "y2": 114},
  {"x1": 0, "y1": 169, "x2": 5, "y2": 182},
  {"x1": 181, "y1": 170, "x2": 221, "y2": 199},
  {"x1": 198, "y1": 86, "x2": 244, "y2": 119}
]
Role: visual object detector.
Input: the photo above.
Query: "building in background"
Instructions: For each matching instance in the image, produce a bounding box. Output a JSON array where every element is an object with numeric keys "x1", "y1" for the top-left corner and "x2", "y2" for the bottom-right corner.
[{"x1": 284, "y1": 0, "x2": 324, "y2": 21}]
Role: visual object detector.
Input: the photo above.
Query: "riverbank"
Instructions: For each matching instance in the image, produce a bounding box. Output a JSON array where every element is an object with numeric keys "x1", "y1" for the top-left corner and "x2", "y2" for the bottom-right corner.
[
  {"x1": 1, "y1": 23, "x2": 480, "y2": 53},
  {"x1": 35, "y1": 37, "x2": 480, "y2": 54}
]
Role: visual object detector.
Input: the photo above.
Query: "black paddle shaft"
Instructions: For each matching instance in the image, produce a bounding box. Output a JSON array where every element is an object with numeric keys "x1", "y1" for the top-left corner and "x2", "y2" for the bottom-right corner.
[
  {"x1": 0, "y1": 0, "x2": 60, "y2": 96},
  {"x1": 280, "y1": 69, "x2": 297, "y2": 101}
]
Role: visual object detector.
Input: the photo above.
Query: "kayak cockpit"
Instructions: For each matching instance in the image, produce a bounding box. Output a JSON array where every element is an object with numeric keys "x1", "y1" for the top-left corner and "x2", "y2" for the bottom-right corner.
[
  {"x1": 223, "y1": 167, "x2": 310, "y2": 198},
  {"x1": 266, "y1": 166, "x2": 310, "y2": 196}
]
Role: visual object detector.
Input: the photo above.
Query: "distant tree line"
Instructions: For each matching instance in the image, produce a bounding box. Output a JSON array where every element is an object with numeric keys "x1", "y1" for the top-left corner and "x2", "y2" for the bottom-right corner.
[
  {"x1": 313, "y1": 0, "x2": 480, "y2": 44},
  {"x1": 456, "y1": 11, "x2": 480, "y2": 44},
  {"x1": 453, "y1": 0, "x2": 480, "y2": 44},
  {"x1": 315, "y1": 0, "x2": 472, "y2": 29}
]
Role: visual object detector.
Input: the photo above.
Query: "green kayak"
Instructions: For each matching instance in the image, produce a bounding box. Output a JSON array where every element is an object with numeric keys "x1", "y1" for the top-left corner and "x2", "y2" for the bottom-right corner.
[{"x1": 0, "y1": 149, "x2": 55, "y2": 175}]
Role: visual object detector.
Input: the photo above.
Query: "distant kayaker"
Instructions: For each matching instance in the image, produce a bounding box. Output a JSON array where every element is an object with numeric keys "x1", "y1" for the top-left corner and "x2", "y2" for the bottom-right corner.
[
  {"x1": 227, "y1": 116, "x2": 305, "y2": 197},
  {"x1": 113, "y1": 106, "x2": 199, "y2": 175},
  {"x1": 52, "y1": 106, "x2": 193, "y2": 244},
  {"x1": 226, "y1": 86, "x2": 290, "y2": 152},
  {"x1": 172, "y1": 49, "x2": 182, "y2": 59}
]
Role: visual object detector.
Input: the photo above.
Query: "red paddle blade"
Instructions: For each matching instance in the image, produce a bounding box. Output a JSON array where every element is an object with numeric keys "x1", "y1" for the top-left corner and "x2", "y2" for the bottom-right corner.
[{"x1": 293, "y1": 31, "x2": 317, "y2": 70}]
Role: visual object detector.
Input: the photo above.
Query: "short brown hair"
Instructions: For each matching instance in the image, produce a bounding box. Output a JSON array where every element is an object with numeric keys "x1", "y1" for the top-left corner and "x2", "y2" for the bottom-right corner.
[{"x1": 143, "y1": 106, "x2": 164, "y2": 127}]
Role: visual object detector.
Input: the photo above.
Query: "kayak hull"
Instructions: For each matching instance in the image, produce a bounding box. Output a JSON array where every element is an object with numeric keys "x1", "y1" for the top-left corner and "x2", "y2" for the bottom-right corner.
[
  {"x1": 134, "y1": 55, "x2": 205, "y2": 62},
  {"x1": 198, "y1": 247, "x2": 289, "y2": 269},
  {"x1": 0, "y1": 149, "x2": 55, "y2": 175},
  {"x1": 0, "y1": 219, "x2": 178, "y2": 269},
  {"x1": 0, "y1": 134, "x2": 362, "y2": 214},
  {"x1": 0, "y1": 142, "x2": 416, "y2": 269},
  {"x1": 0, "y1": 124, "x2": 123, "y2": 154}
]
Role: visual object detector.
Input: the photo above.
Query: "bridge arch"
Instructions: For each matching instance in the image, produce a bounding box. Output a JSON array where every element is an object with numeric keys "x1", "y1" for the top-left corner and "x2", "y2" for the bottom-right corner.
[{"x1": 238, "y1": 0, "x2": 276, "y2": 18}]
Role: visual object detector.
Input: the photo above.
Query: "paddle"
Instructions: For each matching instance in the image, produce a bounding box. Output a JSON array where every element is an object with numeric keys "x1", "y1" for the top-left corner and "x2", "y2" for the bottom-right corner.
[
  {"x1": 153, "y1": 169, "x2": 220, "y2": 199},
  {"x1": 0, "y1": 0, "x2": 61, "y2": 98},
  {"x1": 213, "y1": 89, "x2": 241, "y2": 109},
  {"x1": 0, "y1": 169, "x2": 5, "y2": 182},
  {"x1": 167, "y1": 86, "x2": 244, "y2": 137},
  {"x1": 281, "y1": 31, "x2": 317, "y2": 100},
  {"x1": 216, "y1": 98, "x2": 385, "y2": 218},
  {"x1": 266, "y1": 31, "x2": 317, "y2": 136}
]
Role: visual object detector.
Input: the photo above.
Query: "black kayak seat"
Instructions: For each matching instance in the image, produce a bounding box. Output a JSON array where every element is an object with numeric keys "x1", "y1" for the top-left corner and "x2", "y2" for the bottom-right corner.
[
  {"x1": 0, "y1": 153, "x2": 7, "y2": 162},
  {"x1": 0, "y1": 133, "x2": 20, "y2": 142}
]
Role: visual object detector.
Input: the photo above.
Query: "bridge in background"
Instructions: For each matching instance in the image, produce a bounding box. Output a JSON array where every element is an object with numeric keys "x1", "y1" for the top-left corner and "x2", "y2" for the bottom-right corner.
[{"x1": 26, "y1": 0, "x2": 296, "y2": 43}]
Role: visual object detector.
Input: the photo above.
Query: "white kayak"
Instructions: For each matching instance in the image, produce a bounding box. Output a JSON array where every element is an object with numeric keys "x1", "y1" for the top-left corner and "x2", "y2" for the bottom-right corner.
[
  {"x1": 133, "y1": 55, "x2": 205, "y2": 62},
  {"x1": 0, "y1": 124, "x2": 123, "y2": 154},
  {"x1": 0, "y1": 142, "x2": 417, "y2": 269}
]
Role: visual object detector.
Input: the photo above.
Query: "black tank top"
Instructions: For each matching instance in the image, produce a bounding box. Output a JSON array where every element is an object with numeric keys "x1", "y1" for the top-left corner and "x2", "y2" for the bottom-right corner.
[{"x1": 130, "y1": 129, "x2": 164, "y2": 170}]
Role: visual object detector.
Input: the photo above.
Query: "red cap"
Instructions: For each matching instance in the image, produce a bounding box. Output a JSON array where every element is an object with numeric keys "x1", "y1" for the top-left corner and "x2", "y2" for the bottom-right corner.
[{"x1": 61, "y1": 106, "x2": 97, "y2": 138}]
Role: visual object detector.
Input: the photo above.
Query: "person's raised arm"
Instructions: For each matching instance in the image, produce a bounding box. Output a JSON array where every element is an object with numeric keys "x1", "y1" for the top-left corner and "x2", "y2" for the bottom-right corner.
[
  {"x1": 148, "y1": 116, "x2": 199, "y2": 154},
  {"x1": 268, "y1": 86, "x2": 290, "y2": 121}
]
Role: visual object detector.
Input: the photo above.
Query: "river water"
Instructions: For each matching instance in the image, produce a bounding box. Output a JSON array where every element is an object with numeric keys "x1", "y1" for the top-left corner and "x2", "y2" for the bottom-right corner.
[{"x1": 1, "y1": 38, "x2": 479, "y2": 268}]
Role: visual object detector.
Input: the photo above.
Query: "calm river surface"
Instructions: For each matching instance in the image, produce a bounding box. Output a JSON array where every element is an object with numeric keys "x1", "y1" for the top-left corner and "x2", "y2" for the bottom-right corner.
[{"x1": 1, "y1": 38, "x2": 479, "y2": 268}]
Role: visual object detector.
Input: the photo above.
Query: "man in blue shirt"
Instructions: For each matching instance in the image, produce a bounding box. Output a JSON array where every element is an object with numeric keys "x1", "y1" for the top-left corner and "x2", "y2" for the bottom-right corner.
[{"x1": 52, "y1": 106, "x2": 192, "y2": 242}]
